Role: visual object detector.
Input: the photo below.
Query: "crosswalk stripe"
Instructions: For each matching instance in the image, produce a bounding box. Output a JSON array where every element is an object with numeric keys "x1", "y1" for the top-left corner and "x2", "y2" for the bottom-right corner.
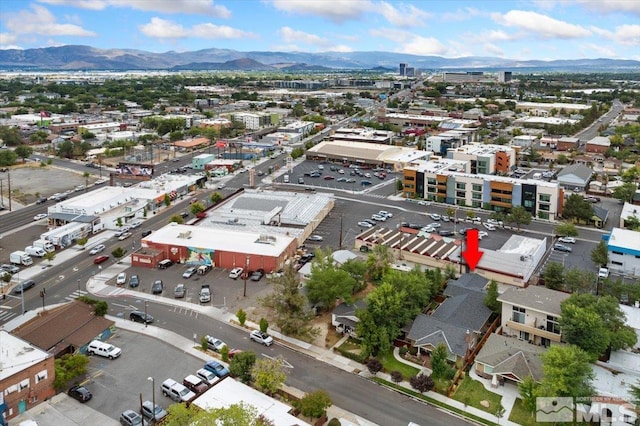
[{"x1": 0, "y1": 311, "x2": 16, "y2": 322}]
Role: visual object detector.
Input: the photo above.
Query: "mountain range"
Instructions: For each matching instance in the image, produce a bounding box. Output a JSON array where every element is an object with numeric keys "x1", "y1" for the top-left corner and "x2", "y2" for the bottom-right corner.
[{"x1": 0, "y1": 45, "x2": 638, "y2": 72}]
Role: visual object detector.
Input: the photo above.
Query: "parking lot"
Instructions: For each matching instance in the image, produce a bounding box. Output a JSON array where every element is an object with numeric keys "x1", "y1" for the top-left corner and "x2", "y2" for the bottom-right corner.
[
  {"x1": 279, "y1": 160, "x2": 398, "y2": 193},
  {"x1": 81, "y1": 330, "x2": 204, "y2": 421},
  {"x1": 109, "y1": 260, "x2": 274, "y2": 313}
]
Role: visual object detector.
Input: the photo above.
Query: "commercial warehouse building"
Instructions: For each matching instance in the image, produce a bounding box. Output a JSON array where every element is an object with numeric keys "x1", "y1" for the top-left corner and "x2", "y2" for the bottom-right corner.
[{"x1": 305, "y1": 140, "x2": 429, "y2": 170}]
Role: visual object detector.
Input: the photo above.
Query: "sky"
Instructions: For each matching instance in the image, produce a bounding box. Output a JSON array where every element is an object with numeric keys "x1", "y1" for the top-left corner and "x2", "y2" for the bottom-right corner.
[{"x1": 0, "y1": 0, "x2": 639, "y2": 61}]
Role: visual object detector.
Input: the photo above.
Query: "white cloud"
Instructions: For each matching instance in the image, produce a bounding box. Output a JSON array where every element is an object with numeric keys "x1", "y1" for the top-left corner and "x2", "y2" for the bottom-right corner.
[
  {"x1": 38, "y1": 0, "x2": 108, "y2": 10},
  {"x1": 279, "y1": 27, "x2": 329, "y2": 47},
  {"x1": 277, "y1": 27, "x2": 353, "y2": 52},
  {"x1": 139, "y1": 17, "x2": 255, "y2": 40},
  {"x1": 377, "y1": 2, "x2": 430, "y2": 27},
  {"x1": 441, "y1": 7, "x2": 482, "y2": 22},
  {"x1": 580, "y1": 43, "x2": 617, "y2": 58},
  {"x1": 492, "y1": 10, "x2": 591, "y2": 39},
  {"x1": 484, "y1": 29, "x2": 519, "y2": 42},
  {"x1": 370, "y1": 27, "x2": 447, "y2": 55},
  {"x1": 576, "y1": 0, "x2": 640, "y2": 16},
  {"x1": 4, "y1": 5, "x2": 96, "y2": 37},
  {"x1": 39, "y1": 0, "x2": 231, "y2": 17},
  {"x1": 268, "y1": 0, "x2": 372, "y2": 23},
  {"x1": 483, "y1": 43, "x2": 505, "y2": 57},
  {"x1": 612, "y1": 24, "x2": 640, "y2": 46},
  {"x1": 0, "y1": 33, "x2": 19, "y2": 45}
]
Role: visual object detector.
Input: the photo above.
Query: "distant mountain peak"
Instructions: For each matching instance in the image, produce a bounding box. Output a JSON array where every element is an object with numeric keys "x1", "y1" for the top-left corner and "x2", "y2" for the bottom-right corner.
[{"x1": 0, "y1": 45, "x2": 638, "y2": 72}]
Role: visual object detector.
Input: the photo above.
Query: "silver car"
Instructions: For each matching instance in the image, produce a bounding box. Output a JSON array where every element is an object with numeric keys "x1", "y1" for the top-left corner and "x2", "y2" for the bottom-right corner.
[{"x1": 141, "y1": 401, "x2": 167, "y2": 423}]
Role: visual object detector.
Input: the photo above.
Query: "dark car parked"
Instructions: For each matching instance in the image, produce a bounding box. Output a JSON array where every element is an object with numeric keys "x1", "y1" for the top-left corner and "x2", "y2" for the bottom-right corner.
[
  {"x1": 68, "y1": 385, "x2": 92, "y2": 403},
  {"x1": 128, "y1": 274, "x2": 140, "y2": 288},
  {"x1": 250, "y1": 268, "x2": 265, "y2": 281},
  {"x1": 129, "y1": 310, "x2": 154, "y2": 324},
  {"x1": 152, "y1": 279, "x2": 163, "y2": 294}
]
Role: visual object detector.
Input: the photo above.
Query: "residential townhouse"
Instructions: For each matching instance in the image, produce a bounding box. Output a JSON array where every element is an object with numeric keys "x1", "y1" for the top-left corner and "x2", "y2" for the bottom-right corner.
[
  {"x1": 403, "y1": 159, "x2": 564, "y2": 220},
  {"x1": 497, "y1": 286, "x2": 570, "y2": 347}
]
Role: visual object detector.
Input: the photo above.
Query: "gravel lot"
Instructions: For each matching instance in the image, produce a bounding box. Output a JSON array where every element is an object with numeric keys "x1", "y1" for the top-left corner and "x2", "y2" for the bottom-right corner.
[{"x1": 1, "y1": 163, "x2": 98, "y2": 205}]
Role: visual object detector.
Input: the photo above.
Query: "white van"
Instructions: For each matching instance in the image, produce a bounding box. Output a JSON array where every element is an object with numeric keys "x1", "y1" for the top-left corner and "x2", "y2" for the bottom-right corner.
[
  {"x1": 87, "y1": 340, "x2": 122, "y2": 359},
  {"x1": 25, "y1": 246, "x2": 46, "y2": 257},
  {"x1": 533, "y1": 172, "x2": 542, "y2": 179},
  {"x1": 283, "y1": 175, "x2": 290, "y2": 183}
]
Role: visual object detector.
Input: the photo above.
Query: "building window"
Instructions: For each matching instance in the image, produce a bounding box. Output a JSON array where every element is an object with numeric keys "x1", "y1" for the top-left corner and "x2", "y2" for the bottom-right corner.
[
  {"x1": 472, "y1": 201, "x2": 482, "y2": 208},
  {"x1": 456, "y1": 183, "x2": 466, "y2": 190},
  {"x1": 539, "y1": 194, "x2": 551, "y2": 202},
  {"x1": 538, "y1": 212, "x2": 549, "y2": 220},
  {"x1": 539, "y1": 204, "x2": 550, "y2": 211},
  {"x1": 546, "y1": 315, "x2": 560, "y2": 334},
  {"x1": 612, "y1": 251, "x2": 623, "y2": 255},
  {"x1": 472, "y1": 193, "x2": 482, "y2": 200},
  {"x1": 35, "y1": 370, "x2": 48, "y2": 383},
  {"x1": 519, "y1": 331, "x2": 530, "y2": 341},
  {"x1": 612, "y1": 261, "x2": 623, "y2": 266},
  {"x1": 512, "y1": 306, "x2": 525, "y2": 324},
  {"x1": 472, "y1": 184, "x2": 482, "y2": 192}
]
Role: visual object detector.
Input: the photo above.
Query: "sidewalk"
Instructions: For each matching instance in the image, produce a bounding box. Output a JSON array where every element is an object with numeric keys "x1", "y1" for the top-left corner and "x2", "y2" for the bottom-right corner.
[{"x1": 86, "y1": 262, "x2": 519, "y2": 426}]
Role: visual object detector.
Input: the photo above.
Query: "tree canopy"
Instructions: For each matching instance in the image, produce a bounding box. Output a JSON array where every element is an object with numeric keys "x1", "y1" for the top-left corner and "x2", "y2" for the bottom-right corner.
[
  {"x1": 562, "y1": 194, "x2": 594, "y2": 222},
  {"x1": 537, "y1": 344, "x2": 594, "y2": 398},
  {"x1": 305, "y1": 249, "x2": 358, "y2": 310}
]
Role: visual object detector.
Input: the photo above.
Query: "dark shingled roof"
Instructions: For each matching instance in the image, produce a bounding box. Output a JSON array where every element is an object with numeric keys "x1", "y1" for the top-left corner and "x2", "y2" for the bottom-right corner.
[{"x1": 12, "y1": 301, "x2": 114, "y2": 356}]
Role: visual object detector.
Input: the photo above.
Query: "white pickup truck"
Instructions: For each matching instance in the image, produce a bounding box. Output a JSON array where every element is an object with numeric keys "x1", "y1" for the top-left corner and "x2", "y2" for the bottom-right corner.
[{"x1": 199, "y1": 285, "x2": 211, "y2": 303}]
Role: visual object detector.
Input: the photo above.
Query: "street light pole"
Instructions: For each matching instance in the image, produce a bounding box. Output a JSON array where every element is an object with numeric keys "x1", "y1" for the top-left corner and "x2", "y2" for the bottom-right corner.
[
  {"x1": 243, "y1": 255, "x2": 249, "y2": 297},
  {"x1": 144, "y1": 301, "x2": 148, "y2": 328},
  {"x1": 39, "y1": 288, "x2": 46, "y2": 312},
  {"x1": 147, "y1": 377, "x2": 155, "y2": 421}
]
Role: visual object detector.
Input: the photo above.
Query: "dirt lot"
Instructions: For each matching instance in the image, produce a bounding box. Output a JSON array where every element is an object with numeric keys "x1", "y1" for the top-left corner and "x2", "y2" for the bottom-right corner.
[{"x1": 1, "y1": 163, "x2": 99, "y2": 205}]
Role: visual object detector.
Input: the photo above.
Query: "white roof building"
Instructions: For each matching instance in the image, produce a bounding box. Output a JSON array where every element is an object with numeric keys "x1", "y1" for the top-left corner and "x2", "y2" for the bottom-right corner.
[
  {"x1": 620, "y1": 202, "x2": 640, "y2": 228},
  {"x1": 192, "y1": 378, "x2": 310, "y2": 426},
  {"x1": 0, "y1": 331, "x2": 51, "y2": 382}
]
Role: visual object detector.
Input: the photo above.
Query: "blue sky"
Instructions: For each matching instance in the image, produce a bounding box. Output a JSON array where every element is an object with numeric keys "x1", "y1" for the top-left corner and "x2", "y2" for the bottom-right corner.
[{"x1": 0, "y1": 0, "x2": 639, "y2": 60}]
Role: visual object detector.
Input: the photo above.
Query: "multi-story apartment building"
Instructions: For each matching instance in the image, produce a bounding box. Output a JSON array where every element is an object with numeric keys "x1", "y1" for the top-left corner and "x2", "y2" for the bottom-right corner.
[
  {"x1": 229, "y1": 112, "x2": 273, "y2": 130},
  {"x1": 446, "y1": 143, "x2": 516, "y2": 174},
  {"x1": 426, "y1": 130, "x2": 474, "y2": 155},
  {"x1": 403, "y1": 159, "x2": 564, "y2": 219},
  {"x1": 498, "y1": 286, "x2": 569, "y2": 347},
  {"x1": 278, "y1": 120, "x2": 315, "y2": 136}
]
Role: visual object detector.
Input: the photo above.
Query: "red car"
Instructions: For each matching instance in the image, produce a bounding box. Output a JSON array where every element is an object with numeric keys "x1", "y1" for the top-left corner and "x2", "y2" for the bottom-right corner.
[{"x1": 94, "y1": 255, "x2": 109, "y2": 264}]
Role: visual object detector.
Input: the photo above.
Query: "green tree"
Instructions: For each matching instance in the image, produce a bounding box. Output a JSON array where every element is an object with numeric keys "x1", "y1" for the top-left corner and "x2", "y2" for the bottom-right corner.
[
  {"x1": 210, "y1": 192, "x2": 223, "y2": 204},
  {"x1": 563, "y1": 293, "x2": 637, "y2": 353},
  {"x1": 14, "y1": 144, "x2": 33, "y2": 161},
  {"x1": 562, "y1": 194, "x2": 594, "y2": 222},
  {"x1": 169, "y1": 214, "x2": 184, "y2": 224},
  {"x1": 251, "y1": 357, "x2": 287, "y2": 396},
  {"x1": 365, "y1": 244, "x2": 393, "y2": 282},
  {"x1": 383, "y1": 267, "x2": 435, "y2": 317},
  {"x1": 506, "y1": 205, "x2": 532, "y2": 231},
  {"x1": 0, "y1": 126, "x2": 23, "y2": 146},
  {"x1": 229, "y1": 350, "x2": 256, "y2": 383},
  {"x1": 43, "y1": 251, "x2": 56, "y2": 265},
  {"x1": 356, "y1": 282, "x2": 408, "y2": 356},
  {"x1": 111, "y1": 247, "x2": 126, "y2": 259},
  {"x1": 537, "y1": 345, "x2": 594, "y2": 398},
  {"x1": 339, "y1": 258, "x2": 367, "y2": 292},
  {"x1": 260, "y1": 264, "x2": 318, "y2": 338},
  {"x1": 484, "y1": 279, "x2": 501, "y2": 313},
  {"x1": 564, "y1": 268, "x2": 596, "y2": 294},
  {"x1": 306, "y1": 249, "x2": 358, "y2": 310},
  {"x1": 236, "y1": 308, "x2": 247, "y2": 326},
  {"x1": 560, "y1": 302, "x2": 610, "y2": 360},
  {"x1": 518, "y1": 376, "x2": 539, "y2": 416},
  {"x1": 190, "y1": 201, "x2": 205, "y2": 215},
  {"x1": 613, "y1": 182, "x2": 638, "y2": 204},
  {"x1": 297, "y1": 390, "x2": 332, "y2": 421},
  {"x1": 53, "y1": 353, "x2": 90, "y2": 390},
  {"x1": 591, "y1": 240, "x2": 608, "y2": 267},
  {"x1": 430, "y1": 343, "x2": 452, "y2": 381},
  {"x1": 259, "y1": 317, "x2": 268, "y2": 333},
  {"x1": 56, "y1": 140, "x2": 75, "y2": 158},
  {"x1": 76, "y1": 236, "x2": 88, "y2": 247},
  {"x1": 629, "y1": 380, "x2": 640, "y2": 406},
  {"x1": 0, "y1": 149, "x2": 18, "y2": 166},
  {"x1": 555, "y1": 222, "x2": 578, "y2": 237},
  {"x1": 164, "y1": 194, "x2": 171, "y2": 206},
  {"x1": 543, "y1": 262, "x2": 565, "y2": 290}
]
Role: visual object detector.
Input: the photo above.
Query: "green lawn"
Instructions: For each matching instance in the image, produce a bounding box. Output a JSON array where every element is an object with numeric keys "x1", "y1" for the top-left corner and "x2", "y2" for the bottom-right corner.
[
  {"x1": 509, "y1": 398, "x2": 541, "y2": 426},
  {"x1": 452, "y1": 375, "x2": 502, "y2": 413},
  {"x1": 378, "y1": 350, "x2": 420, "y2": 379}
]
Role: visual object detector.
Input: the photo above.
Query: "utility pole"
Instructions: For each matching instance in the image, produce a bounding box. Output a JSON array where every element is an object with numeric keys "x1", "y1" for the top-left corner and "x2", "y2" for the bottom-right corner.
[
  {"x1": 338, "y1": 214, "x2": 344, "y2": 249},
  {"x1": 7, "y1": 170, "x2": 11, "y2": 211},
  {"x1": 39, "y1": 288, "x2": 46, "y2": 312},
  {"x1": 243, "y1": 255, "x2": 249, "y2": 297}
]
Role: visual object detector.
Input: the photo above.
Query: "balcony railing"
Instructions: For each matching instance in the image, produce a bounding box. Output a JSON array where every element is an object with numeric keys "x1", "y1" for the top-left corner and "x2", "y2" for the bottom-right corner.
[{"x1": 506, "y1": 320, "x2": 562, "y2": 342}]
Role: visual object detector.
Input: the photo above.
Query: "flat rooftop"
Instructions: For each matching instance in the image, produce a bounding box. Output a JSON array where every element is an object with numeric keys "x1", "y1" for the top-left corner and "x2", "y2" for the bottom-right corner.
[
  {"x1": 0, "y1": 331, "x2": 51, "y2": 382},
  {"x1": 145, "y1": 223, "x2": 295, "y2": 257}
]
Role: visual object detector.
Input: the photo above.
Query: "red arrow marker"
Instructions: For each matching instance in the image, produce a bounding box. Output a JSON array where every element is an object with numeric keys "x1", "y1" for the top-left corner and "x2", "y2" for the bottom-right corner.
[{"x1": 462, "y1": 228, "x2": 484, "y2": 271}]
